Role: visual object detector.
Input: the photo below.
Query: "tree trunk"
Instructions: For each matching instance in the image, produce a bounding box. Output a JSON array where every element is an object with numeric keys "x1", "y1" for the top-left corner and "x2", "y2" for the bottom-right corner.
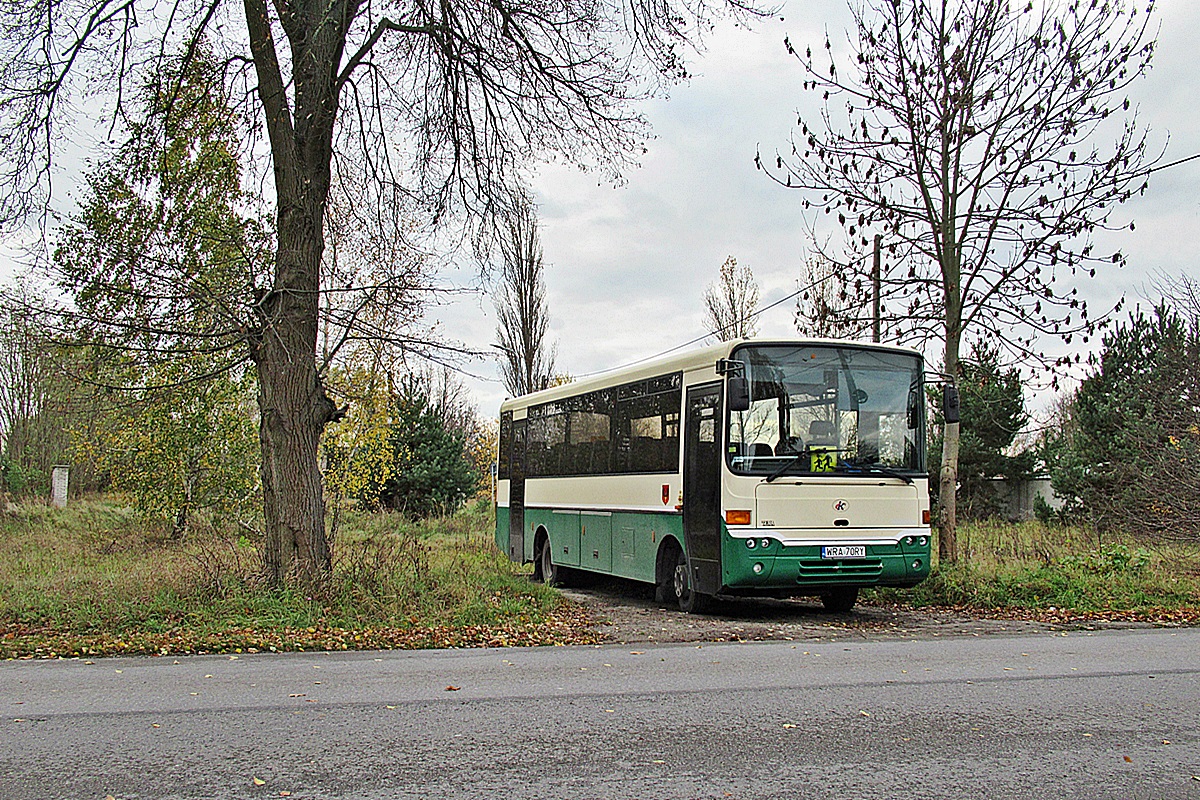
[
  {"x1": 252, "y1": 201, "x2": 338, "y2": 589},
  {"x1": 938, "y1": 321, "x2": 962, "y2": 565}
]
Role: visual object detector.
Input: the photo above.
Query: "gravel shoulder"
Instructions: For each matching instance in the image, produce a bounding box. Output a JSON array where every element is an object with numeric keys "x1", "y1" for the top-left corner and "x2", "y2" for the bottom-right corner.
[{"x1": 559, "y1": 576, "x2": 1161, "y2": 645}]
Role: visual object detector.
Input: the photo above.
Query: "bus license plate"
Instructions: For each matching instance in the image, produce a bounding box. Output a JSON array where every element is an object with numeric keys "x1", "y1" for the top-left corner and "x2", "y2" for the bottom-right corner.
[{"x1": 821, "y1": 545, "x2": 866, "y2": 559}]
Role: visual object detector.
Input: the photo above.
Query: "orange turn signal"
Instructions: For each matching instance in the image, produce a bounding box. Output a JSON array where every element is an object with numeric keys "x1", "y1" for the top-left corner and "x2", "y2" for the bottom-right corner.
[
  {"x1": 922, "y1": 509, "x2": 931, "y2": 525},
  {"x1": 725, "y1": 510, "x2": 752, "y2": 525}
]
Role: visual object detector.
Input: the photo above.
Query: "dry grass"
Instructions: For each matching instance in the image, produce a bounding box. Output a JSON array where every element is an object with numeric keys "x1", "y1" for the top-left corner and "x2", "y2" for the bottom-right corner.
[
  {"x1": 869, "y1": 519, "x2": 1200, "y2": 615},
  {"x1": 0, "y1": 497, "x2": 588, "y2": 658}
]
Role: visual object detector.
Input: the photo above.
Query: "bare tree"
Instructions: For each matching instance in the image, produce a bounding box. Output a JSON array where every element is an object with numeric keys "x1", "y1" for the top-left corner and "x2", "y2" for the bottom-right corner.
[
  {"x1": 1154, "y1": 272, "x2": 1200, "y2": 325},
  {"x1": 0, "y1": 0, "x2": 764, "y2": 586},
  {"x1": 761, "y1": 0, "x2": 1159, "y2": 562},
  {"x1": 795, "y1": 255, "x2": 868, "y2": 339},
  {"x1": 704, "y1": 256, "x2": 760, "y2": 341},
  {"x1": 494, "y1": 197, "x2": 556, "y2": 397}
]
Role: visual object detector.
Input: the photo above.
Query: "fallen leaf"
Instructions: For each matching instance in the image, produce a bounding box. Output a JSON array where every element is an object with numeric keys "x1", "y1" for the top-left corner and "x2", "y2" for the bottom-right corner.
[
  {"x1": 253, "y1": 777, "x2": 266, "y2": 786},
  {"x1": 288, "y1": 694, "x2": 305, "y2": 698},
  {"x1": 445, "y1": 685, "x2": 460, "y2": 692},
  {"x1": 280, "y1": 793, "x2": 292, "y2": 797},
  {"x1": 859, "y1": 710, "x2": 871, "y2": 717},
  {"x1": 386, "y1": 705, "x2": 396, "y2": 709},
  {"x1": 1124, "y1": 756, "x2": 1133, "y2": 763},
  {"x1": 652, "y1": 760, "x2": 666, "y2": 764},
  {"x1": 151, "y1": 723, "x2": 160, "y2": 729},
  {"x1": 1162, "y1": 740, "x2": 1171, "y2": 745},
  {"x1": 630, "y1": 651, "x2": 644, "y2": 655},
  {"x1": 782, "y1": 723, "x2": 797, "y2": 729}
]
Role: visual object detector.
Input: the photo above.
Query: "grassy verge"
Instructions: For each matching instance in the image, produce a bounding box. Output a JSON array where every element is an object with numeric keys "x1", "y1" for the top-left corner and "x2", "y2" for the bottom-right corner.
[
  {"x1": 868, "y1": 519, "x2": 1200, "y2": 623},
  {"x1": 0, "y1": 498, "x2": 600, "y2": 659}
]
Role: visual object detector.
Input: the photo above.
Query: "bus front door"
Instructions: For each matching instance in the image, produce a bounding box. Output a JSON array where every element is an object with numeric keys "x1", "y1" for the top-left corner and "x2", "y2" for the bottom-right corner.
[
  {"x1": 683, "y1": 383, "x2": 722, "y2": 596},
  {"x1": 508, "y1": 419, "x2": 527, "y2": 563}
]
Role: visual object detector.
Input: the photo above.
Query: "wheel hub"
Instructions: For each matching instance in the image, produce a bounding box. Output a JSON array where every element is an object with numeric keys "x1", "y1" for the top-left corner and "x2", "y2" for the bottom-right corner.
[{"x1": 673, "y1": 563, "x2": 687, "y2": 598}]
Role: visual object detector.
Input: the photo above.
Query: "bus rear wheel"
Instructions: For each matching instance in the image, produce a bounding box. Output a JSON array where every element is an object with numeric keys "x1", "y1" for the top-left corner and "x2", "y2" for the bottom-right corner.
[
  {"x1": 672, "y1": 549, "x2": 711, "y2": 614},
  {"x1": 821, "y1": 587, "x2": 858, "y2": 613}
]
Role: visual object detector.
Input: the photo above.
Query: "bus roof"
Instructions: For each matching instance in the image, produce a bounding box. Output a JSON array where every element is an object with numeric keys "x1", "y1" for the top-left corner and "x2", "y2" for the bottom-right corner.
[{"x1": 498, "y1": 337, "x2": 923, "y2": 413}]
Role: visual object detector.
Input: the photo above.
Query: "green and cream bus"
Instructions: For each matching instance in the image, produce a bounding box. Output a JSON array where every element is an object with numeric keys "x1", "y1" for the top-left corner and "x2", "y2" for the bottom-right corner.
[{"x1": 495, "y1": 338, "x2": 934, "y2": 613}]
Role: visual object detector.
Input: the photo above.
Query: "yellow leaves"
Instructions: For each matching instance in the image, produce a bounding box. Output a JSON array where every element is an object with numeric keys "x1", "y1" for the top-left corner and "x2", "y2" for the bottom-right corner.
[
  {"x1": 444, "y1": 685, "x2": 461, "y2": 691},
  {"x1": 253, "y1": 776, "x2": 266, "y2": 786}
]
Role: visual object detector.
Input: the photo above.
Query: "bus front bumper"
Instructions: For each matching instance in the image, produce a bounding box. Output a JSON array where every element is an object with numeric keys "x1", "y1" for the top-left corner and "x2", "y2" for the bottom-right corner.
[{"x1": 721, "y1": 526, "x2": 932, "y2": 591}]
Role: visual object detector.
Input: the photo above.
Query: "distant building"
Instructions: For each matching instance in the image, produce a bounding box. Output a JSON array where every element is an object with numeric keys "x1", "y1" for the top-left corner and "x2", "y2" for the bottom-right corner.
[{"x1": 987, "y1": 475, "x2": 1062, "y2": 520}]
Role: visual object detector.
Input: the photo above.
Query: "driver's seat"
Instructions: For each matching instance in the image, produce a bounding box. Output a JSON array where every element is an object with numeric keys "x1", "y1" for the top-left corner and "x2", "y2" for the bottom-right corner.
[{"x1": 809, "y1": 420, "x2": 835, "y2": 446}]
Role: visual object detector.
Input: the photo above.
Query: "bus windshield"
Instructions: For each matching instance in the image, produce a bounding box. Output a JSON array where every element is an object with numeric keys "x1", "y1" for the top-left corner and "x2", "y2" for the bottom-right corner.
[{"x1": 727, "y1": 344, "x2": 925, "y2": 478}]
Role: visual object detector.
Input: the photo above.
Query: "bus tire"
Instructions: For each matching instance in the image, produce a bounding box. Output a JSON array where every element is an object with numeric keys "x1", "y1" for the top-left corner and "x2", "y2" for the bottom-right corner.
[
  {"x1": 540, "y1": 537, "x2": 571, "y2": 587},
  {"x1": 821, "y1": 587, "x2": 858, "y2": 613},
  {"x1": 654, "y1": 542, "x2": 678, "y2": 605},
  {"x1": 673, "y1": 549, "x2": 711, "y2": 614}
]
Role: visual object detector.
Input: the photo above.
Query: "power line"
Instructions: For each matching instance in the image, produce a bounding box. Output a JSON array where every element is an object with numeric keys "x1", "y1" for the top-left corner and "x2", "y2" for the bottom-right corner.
[{"x1": 1140, "y1": 151, "x2": 1200, "y2": 176}]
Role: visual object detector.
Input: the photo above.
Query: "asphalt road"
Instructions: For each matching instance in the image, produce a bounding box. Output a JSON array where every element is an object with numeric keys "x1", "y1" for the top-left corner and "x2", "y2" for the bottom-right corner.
[{"x1": 2, "y1": 628, "x2": 1199, "y2": 799}]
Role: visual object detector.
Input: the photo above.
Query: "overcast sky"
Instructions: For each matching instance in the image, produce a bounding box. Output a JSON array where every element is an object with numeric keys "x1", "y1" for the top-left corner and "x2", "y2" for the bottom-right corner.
[
  {"x1": 5, "y1": 0, "x2": 1195, "y2": 422},
  {"x1": 445, "y1": 0, "x2": 1200, "y2": 419}
]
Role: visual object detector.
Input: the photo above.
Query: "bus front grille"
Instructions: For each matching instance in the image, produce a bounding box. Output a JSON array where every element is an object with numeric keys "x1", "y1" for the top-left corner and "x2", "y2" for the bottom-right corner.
[{"x1": 795, "y1": 559, "x2": 884, "y2": 579}]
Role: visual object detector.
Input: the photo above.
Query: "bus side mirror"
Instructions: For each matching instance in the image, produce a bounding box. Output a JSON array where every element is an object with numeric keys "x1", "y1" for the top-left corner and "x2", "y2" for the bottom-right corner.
[
  {"x1": 728, "y1": 375, "x2": 750, "y2": 412},
  {"x1": 942, "y1": 383, "x2": 961, "y2": 425}
]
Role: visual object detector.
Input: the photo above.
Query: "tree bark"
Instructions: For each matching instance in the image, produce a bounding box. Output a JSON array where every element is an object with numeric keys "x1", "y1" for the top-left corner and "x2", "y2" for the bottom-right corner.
[
  {"x1": 251, "y1": 164, "x2": 341, "y2": 587},
  {"x1": 939, "y1": 303, "x2": 962, "y2": 565}
]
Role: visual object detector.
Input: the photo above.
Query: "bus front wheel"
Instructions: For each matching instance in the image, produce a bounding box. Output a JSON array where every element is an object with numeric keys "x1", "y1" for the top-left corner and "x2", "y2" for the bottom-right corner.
[
  {"x1": 821, "y1": 587, "x2": 858, "y2": 613},
  {"x1": 672, "y1": 550, "x2": 710, "y2": 614},
  {"x1": 539, "y1": 537, "x2": 565, "y2": 587}
]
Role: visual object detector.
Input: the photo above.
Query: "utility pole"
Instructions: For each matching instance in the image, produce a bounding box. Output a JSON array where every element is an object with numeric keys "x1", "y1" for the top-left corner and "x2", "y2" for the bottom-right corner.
[{"x1": 872, "y1": 234, "x2": 881, "y2": 342}]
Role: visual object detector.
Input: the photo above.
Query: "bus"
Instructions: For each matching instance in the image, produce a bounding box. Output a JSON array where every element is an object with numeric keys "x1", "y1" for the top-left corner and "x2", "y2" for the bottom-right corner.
[{"x1": 495, "y1": 338, "x2": 937, "y2": 613}]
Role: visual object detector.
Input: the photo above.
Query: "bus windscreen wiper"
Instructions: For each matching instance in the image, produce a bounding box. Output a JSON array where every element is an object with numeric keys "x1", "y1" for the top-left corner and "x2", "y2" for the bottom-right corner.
[
  {"x1": 837, "y1": 461, "x2": 914, "y2": 484},
  {"x1": 764, "y1": 454, "x2": 806, "y2": 483}
]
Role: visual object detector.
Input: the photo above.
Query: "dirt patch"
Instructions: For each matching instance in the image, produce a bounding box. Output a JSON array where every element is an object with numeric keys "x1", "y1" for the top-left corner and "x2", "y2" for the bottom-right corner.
[{"x1": 560, "y1": 577, "x2": 1161, "y2": 645}]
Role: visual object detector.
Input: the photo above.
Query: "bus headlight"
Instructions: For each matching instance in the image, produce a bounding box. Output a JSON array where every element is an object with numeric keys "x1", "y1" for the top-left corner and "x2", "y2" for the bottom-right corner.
[
  {"x1": 919, "y1": 536, "x2": 928, "y2": 546},
  {"x1": 753, "y1": 563, "x2": 764, "y2": 574},
  {"x1": 746, "y1": 539, "x2": 756, "y2": 549},
  {"x1": 912, "y1": 559, "x2": 923, "y2": 570},
  {"x1": 760, "y1": 538, "x2": 771, "y2": 549}
]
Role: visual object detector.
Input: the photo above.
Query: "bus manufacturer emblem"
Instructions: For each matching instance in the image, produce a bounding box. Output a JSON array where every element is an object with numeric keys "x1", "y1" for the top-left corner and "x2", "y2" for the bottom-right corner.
[{"x1": 833, "y1": 499, "x2": 849, "y2": 512}]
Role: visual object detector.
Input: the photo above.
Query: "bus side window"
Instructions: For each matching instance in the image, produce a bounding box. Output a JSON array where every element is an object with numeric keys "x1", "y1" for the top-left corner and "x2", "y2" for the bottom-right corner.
[{"x1": 498, "y1": 411, "x2": 512, "y2": 481}]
